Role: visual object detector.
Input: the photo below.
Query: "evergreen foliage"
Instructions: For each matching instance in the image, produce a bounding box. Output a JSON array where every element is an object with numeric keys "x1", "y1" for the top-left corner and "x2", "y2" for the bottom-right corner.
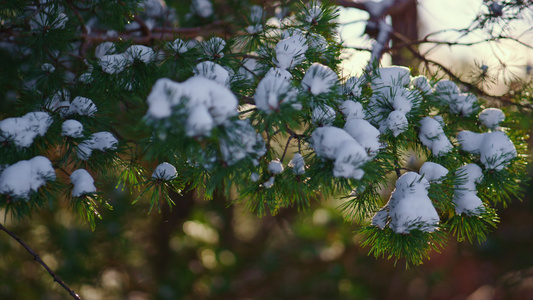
[{"x1": 0, "y1": 0, "x2": 530, "y2": 284}]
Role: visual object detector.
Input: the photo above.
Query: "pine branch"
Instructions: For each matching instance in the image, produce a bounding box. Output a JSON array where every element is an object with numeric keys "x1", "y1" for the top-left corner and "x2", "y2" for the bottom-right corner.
[{"x1": 0, "y1": 223, "x2": 82, "y2": 300}]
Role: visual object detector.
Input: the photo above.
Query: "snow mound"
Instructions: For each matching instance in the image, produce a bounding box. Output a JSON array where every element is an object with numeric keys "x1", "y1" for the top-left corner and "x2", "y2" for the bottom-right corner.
[
  {"x1": 0, "y1": 112, "x2": 53, "y2": 148},
  {"x1": 77, "y1": 132, "x2": 118, "y2": 160},
  {"x1": 457, "y1": 130, "x2": 516, "y2": 170},
  {"x1": 152, "y1": 162, "x2": 177, "y2": 180},
  {"x1": 0, "y1": 156, "x2": 56, "y2": 199},
  {"x1": 479, "y1": 108, "x2": 505, "y2": 129},
  {"x1": 453, "y1": 164, "x2": 484, "y2": 215},
  {"x1": 146, "y1": 77, "x2": 238, "y2": 137},
  {"x1": 70, "y1": 169, "x2": 97, "y2": 197},
  {"x1": 419, "y1": 116, "x2": 452, "y2": 156},
  {"x1": 61, "y1": 120, "x2": 84, "y2": 138},
  {"x1": 301, "y1": 63, "x2": 338, "y2": 95},
  {"x1": 372, "y1": 172, "x2": 439, "y2": 234}
]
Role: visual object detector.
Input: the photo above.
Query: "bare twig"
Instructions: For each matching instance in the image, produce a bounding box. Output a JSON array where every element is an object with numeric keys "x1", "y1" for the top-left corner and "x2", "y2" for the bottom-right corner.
[{"x1": 0, "y1": 223, "x2": 82, "y2": 300}]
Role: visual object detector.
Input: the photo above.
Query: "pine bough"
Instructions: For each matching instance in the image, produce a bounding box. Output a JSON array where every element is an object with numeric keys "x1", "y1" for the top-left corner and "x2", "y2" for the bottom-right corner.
[{"x1": 0, "y1": 1, "x2": 528, "y2": 267}]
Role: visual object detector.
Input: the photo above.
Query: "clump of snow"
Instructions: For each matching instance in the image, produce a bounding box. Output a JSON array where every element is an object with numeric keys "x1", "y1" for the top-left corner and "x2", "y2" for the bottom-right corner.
[
  {"x1": 367, "y1": 67, "x2": 422, "y2": 137},
  {"x1": 45, "y1": 89, "x2": 70, "y2": 115},
  {"x1": 434, "y1": 80, "x2": 460, "y2": 100},
  {"x1": 193, "y1": 61, "x2": 231, "y2": 87},
  {"x1": 288, "y1": 153, "x2": 305, "y2": 175},
  {"x1": 0, "y1": 112, "x2": 53, "y2": 148},
  {"x1": 95, "y1": 42, "x2": 116, "y2": 59},
  {"x1": 251, "y1": 172, "x2": 260, "y2": 182},
  {"x1": 152, "y1": 162, "x2": 177, "y2": 180},
  {"x1": 451, "y1": 93, "x2": 478, "y2": 116},
  {"x1": 70, "y1": 169, "x2": 97, "y2": 197},
  {"x1": 301, "y1": 63, "x2": 338, "y2": 95},
  {"x1": 0, "y1": 156, "x2": 56, "y2": 199},
  {"x1": 254, "y1": 68, "x2": 297, "y2": 113},
  {"x1": 311, "y1": 126, "x2": 372, "y2": 179},
  {"x1": 381, "y1": 110, "x2": 408, "y2": 137},
  {"x1": 67, "y1": 96, "x2": 97, "y2": 116},
  {"x1": 453, "y1": 164, "x2": 484, "y2": 215},
  {"x1": 434, "y1": 80, "x2": 478, "y2": 116},
  {"x1": 191, "y1": 0, "x2": 213, "y2": 18},
  {"x1": 273, "y1": 32, "x2": 308, "y2": 70},
  {"x1": 372, "y1": 172, "x2": 439, "y2": 234},
  {"x1": 410, "y1": 75, "x2": 432, "y2": 94},
  {"x1": 312, "y1": 105, "x2": 336, "y2": 126},
  {"x1": 201, "y1": 37, "x2": 226, "y2": 58},
  {"x1": 343, "y1": 76, "x2": 363, "y2": 97},
  {"x1": 169, "y1": 38, "x2": 188, "y2": 54},
  {"x1": 77, "y1": 132, "x2": 118, "y2": 160},
  {"x1": 305, "y1": 5, "x2": 323, "y2": 23},
  {"x1": 246, "y1": 24, "x2": 263, "y2": 34},
  {"x1": 42, "y1": 63, "x2": 55, "y2": 72},
  {"x1": 372, "y1": 66, "x2": 411, "y2": 89},
  {"x1": 479, "y1": 108, "x2": 505, "y2": 129},
  {"x1": 145, "y1": 77, "x2": 238, "y2": 137},
  {"x1": 457, "y1": 130, "x2": 516, "y2": 170},
  {"x1": 340, "y1": 101, "x2": 365, "y2": 120},
  {"x1": 262, "y1": 176, "x2": 275, "y2": 188},
  {"x1": 61, "y1": 120, "x2": 84, "y2": 138},
  {"x1": 124, "y1": 45, "x2": 155, "y2": 64},
  {"x1": 419, "y1": 162, "x2": 448, "y2": 182},
  {"x1": 419, "y1": 116, "x2": 452, "y2": 156},
  {"x1": 343, "y1": 118, "x2": 381, "y2": 156},
  {"x1": 268, "y1": 160, "x2": 284, "y2": 174},
  {"x1": 219, "y1": 119, "x2": 266, "y2": 166},
  {"x1": 99, "y1": 54, "x2": 128, "y2": 74}
]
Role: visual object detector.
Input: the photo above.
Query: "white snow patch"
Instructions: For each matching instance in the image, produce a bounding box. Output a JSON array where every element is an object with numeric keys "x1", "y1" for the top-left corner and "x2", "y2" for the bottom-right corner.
[
  {"x1": 124, "y1": 45, "x2": 155, "y2": 64},
  {"x1": 61, "y1": 120, "x2": 84, "y2": 138},
  {"x1": 457, "y1": 130, "x2": 516, "y2": 170},
  {"x1": 311, "y1": 126, "x2": 371, "y2": 180},
  {"x1": 67, "y1": 96, "x2": 97, "y2": 117},
  {"x1": 268, "y1": 160, "x2": 284, "y2": 174},
  {"x1": 0, "y1": 112, "x2": 53, "y2": 148},
  {"x1": 254, "y1": 70, "x2": 297, "y2": 113},
  {"x1": 0, "y1": 156, "x2": 56, "y2": 199},
  {"x1": 340, "y1": 101, "x2": 365, "y2": 120},
  {"x1": 479, "y1": 108, "x2": 505, "y2": 129},
  {"x1": 288, "y1": 153, "x2": 305, "y2": 175},
  {"x1": 273, "y1": 32, "x2": 308, "y2": 70},
  {"x1": 419, "y1": 116, "x2": 452, "y2": 156},
  {"x1": 372, "y1": 66, "x2": 411, "y2": 89},
  {"x1": 77, "y1": 132, "x2": 118, "y2": 160},
  {"x1": 145, "y1": 77, "x2": 238, "y2": 137},
  {"x1": 193, "y1": 61, "x2": 231, "y2": 87},
  {"x1": 453, "y1": 164, "x2": 484, "y2": 215},
  {"x1": 372, "y1": 172, "x2": 439, "y2": 234},
  {"x1": 419, "y1": 162, "x2": 448, "y2": 182},
  {"x1": 344, "y1": 118, "x2": 381, "y2": 156},
  {"x1": 301, "y1": 63, "x2": 338, "y2": 95},
  {"x1": 152, "y1": 162, "x2": 177, "y2": 180},
  {"x1": 95, "y1": 42, "x2": 116, "y2": 59},
  {"x1": 70, "y1": 169, "x2": 97, "y2": 197},
  {"x1": 99, "y1": 54, "x2": 128, "y2": 74}
]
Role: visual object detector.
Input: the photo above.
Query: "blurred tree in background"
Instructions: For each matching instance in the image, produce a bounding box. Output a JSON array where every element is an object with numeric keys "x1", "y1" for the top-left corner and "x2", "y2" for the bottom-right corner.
[{"x1": 1, "y1": 0, "x2": 532, "y2": 299}]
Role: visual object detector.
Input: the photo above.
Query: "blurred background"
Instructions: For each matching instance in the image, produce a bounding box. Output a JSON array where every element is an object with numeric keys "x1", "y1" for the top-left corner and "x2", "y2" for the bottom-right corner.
[{"x1": 1, "y1": 0, "x2": 532, "y2": 299}]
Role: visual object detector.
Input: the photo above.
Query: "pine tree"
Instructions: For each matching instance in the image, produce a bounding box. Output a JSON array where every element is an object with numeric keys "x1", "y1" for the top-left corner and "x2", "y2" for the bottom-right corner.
[{"x1": 0, "y1": 0, "x2": 531, "y2": 297}]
